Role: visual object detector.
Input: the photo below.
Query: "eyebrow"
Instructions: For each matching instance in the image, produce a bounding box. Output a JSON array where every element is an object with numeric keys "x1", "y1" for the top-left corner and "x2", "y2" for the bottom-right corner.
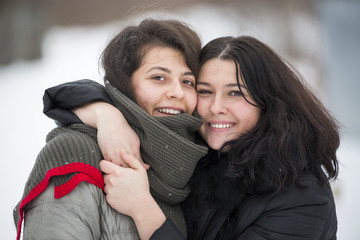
[
  {"x1": 197, "y1": 82, "x2": 247, "y2": 89},
  {"x1": 147, "y1": 66, "x2": 194, "y2": 76},
  {"x1": 147, "y1": 66, "x2": 170, "y2": 73},
  {"x1": 183, "y1": 71, "x2": 195, "y2": 76}
]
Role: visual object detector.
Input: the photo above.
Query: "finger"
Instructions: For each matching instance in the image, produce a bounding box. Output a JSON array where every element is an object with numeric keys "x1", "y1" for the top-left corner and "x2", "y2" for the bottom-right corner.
[
  {"x1": 99, "y1": 160, "x2": 118, "y2": 174},
  {"x1": 103, "y1": 182, "x2": 109, "y2": 194},
  {"x1": 103, "y1": 153, "x2": 130, "y2": 168},
  {"x1": 120, "y1": 150, "x2": 144, "y2": 170},
  {"x1": 130, "y1": 151, "x2": 150, "y2": 170},
  {"x1": 112, "y1": 152, "x2": 130, "y2": 168},
  {"x1": 139, "y1": 158, "x2": 150, "y2": 170},
  {"x1": 109, "y1": 158, "x2": 130, "y2": 168},
  {"x1": 103, "y1": 173, "x2": 110, "y2": 185}
]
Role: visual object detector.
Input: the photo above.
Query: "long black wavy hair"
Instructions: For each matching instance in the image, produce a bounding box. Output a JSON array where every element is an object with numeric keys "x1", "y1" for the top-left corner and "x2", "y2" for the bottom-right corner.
[{"x1": 199, "y1": 36, "x2": 340, "y2": 193}]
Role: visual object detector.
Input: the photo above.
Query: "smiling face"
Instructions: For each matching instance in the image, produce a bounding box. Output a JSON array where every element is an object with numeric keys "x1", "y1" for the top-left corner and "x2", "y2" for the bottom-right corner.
[
  {"x1": 131, "y1": 46, "x2": 197, "y2": 116},
  {"x1": 196, "y1": 58, "x2": 261, "y2": 150}
]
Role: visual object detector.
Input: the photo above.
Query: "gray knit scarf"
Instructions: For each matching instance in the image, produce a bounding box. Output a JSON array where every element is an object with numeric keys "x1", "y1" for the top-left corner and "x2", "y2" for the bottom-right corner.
[
  {"x1": 104, "y1": 81, "x2": 208, "y2": 233},
  {"x1": 14, "y1": 81, "x2": 208, "y2": 236}
]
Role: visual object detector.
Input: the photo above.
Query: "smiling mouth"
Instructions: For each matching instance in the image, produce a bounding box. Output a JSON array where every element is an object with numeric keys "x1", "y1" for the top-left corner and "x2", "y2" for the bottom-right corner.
[
  {"x1": 157, "y1": 108, "x2": 183, "y2": 115},
  {"x1": 209, "y1": 123, "x2": 234, "y2": 129}
]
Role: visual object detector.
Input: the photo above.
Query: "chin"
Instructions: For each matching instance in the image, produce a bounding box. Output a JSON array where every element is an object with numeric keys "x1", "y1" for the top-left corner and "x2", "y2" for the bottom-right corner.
[{"x1": 208, "y1": 141, "x2": 224, "y2": 151}]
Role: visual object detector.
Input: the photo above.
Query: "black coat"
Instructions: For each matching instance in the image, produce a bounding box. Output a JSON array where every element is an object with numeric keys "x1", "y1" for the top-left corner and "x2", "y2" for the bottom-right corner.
[{"x1": 152, "y1": 150, "x2": 337, "y2": 240}]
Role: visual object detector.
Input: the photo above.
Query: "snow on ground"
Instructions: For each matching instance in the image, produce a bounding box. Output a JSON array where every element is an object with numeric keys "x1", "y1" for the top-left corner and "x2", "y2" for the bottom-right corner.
[{"x1": 1, "y1": 5, "x2": 359, "y2": 239}]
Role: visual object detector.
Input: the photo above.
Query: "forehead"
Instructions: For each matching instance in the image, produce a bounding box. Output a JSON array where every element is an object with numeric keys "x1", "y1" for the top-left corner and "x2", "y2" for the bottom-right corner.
[
  {"x1": 141, "y1": 46, "x2": 185, "y2": 65},
  {"x1": 198, "y1": 58, "x2": 238, "y2": 85}
]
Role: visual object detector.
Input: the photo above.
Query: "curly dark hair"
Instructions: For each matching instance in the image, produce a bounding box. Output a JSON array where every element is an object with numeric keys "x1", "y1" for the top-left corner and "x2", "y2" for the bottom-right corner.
[{"x1": 101, "y1": 18, "x2": 201, "y2": 102}]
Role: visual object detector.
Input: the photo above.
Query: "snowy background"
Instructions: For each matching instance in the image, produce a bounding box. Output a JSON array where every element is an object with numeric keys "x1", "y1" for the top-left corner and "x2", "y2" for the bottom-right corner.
[{"x1": 1, "y1": 3, "x2": 359, "y2": 239}]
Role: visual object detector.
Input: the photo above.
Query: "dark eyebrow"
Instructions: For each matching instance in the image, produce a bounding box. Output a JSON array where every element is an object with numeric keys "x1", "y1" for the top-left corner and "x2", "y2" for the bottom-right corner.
[
  {"x1": 146, "y1": 67, "x2": 194, "y2": 76},
  {"x1": 197, "y1": 82, "x2": 247, "y2": 89},
  {"x1": 183, "y1": 71, "x2": 194, "y2": 77},
  {"x1": 226, "y1": 83, "x2": 247, "y2": 89},
  {"x1": 146, "y1": 66, "x2": 171, "y2": 73},
  {"x1": 197, "y1": 82, "x2": 210, "y2": 86}
]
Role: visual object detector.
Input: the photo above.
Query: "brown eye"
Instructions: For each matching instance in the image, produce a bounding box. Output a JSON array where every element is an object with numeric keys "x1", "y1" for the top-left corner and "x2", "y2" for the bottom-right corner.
[
  {"x1": 152, "y1": 76, "x2": 165, "y2": 81},
  {"x1": 183, "y1": 79, "x2": 195, "y2": 87},
  {"x1": 229, "y1": 91, "x2": 241, "y2": 96}
]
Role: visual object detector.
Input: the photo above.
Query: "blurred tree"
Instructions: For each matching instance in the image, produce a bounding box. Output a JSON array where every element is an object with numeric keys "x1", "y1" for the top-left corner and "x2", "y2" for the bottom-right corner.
[{"x1": 0, "y1": 0, "x2": 50, "y2": 65}]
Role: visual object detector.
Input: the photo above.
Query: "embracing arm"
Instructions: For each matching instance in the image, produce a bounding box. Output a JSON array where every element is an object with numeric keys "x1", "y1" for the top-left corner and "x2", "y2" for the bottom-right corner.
[
  {"x1": 43, "y1": 79, "x2": 144, "y2": 166},
  {"x1": 43, "y1": 79, "x2": 112, "y2": 126}
]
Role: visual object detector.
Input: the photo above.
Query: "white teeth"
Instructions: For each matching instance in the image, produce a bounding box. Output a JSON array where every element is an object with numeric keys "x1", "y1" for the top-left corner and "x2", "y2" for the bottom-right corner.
[
  {"x1": 158, "y1": 108, "x2": 181, "y2": 115},
  {"x1": 210, "y1": 123, "x2": 233, "y2": 129}
]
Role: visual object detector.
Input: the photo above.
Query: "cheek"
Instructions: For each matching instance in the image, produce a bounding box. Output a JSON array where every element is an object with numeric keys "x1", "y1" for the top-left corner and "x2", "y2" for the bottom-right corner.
[
  {"x1": 236, "y1": 106, "x2": 261, "y2": 130},
  {"x1": 134, "y1": 87, "x2": 153, "y2": 111},
  {"x1": 199, "y1": 123, "x2": 206, "y2": 139},
  {"x1": 185, "y1": 91, "x2": 198, "y2": 113},
  {"x1": 195, "y1": 98, "x2": 207, "y2": 118},
  {"x1": 249, "y1": 107, "x2": 261, "y2": 125}
]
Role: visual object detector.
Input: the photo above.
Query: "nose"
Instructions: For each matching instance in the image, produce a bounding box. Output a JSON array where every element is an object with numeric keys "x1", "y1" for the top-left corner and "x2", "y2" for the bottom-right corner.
[
  {"x1": 209, "y1": 95, "x2": 227, "y2": 115},
  {"x1": 166, "y1": 81, "x2": 184, "y2": 100}
]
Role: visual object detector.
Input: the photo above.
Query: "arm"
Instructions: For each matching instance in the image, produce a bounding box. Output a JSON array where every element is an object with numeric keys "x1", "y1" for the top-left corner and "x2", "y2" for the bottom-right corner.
[
  {"x1": 150, "y1": 219, "x2": 186, "y2": 240},
  {"x1": 43, "y1": 79, "x2": 146, "y2": 167},
  {"x1": 73, "y1": 101, "x2": 144, "y2": 166},
  {"x1": 23, "y1": 182, "x2": 102, "y2": 240},
  {"x1": 43, "y1": 79, "x2": 112, "y2": 126},
  {"x1": 100, "y1": 151, "x2": 185, "y2": 240}
]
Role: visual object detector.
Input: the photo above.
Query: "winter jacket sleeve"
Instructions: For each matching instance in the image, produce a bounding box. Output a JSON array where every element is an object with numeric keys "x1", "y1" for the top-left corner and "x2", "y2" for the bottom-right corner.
[
  {"x1": 235, "y1": 177, "x2": 337, "y2": 240},
  {"x1": 23, "y1": 181, "x2": 103, "y2": 240},
  {"x1": 43, "y1": 79, "x2": 112, "y2": 126},
  {"x1": 150, "y1": 219, "x2": 185, "y2": 240}
]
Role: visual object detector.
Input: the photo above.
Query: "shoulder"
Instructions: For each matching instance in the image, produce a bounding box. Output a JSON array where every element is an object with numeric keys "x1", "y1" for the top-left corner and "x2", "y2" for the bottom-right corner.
[
  {"x1": 24, "y1": 181, "x2": 139, "y2": 239},
  {"x1": 235, "y1": 174, "x2": 337, "y2": 239},
  {"x1": 46, "y1": 124, "x2": 97, "y2": 144},
  {"x1": 23, "y1": 181, "x2": 104, "y2": 239},
  {"x1": 22, "y1": 180, "x2": 140, "y2": 239},
  {"x1": 39, "y1": 125, "x2": 102, "y2": 164},
  {"x1": 26, "y1": 181, "x2": 103, "y2": 212},
  {"x1": 267, "y1": 174, "x2": 335, "y2": 210}
]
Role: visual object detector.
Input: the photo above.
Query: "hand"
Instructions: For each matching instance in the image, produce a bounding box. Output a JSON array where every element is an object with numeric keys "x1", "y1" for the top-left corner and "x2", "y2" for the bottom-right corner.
[
  {"x1": 100, "y1": 150, "x2": 166, "y2": 240},
  {"x1": 73, "y1": 102, "x2": 149, "y2": 169},
  {"x1": 96, "y1": 113, "x2": 149, "y2": 170},
  {"x1": 100, "y1": 150, "x2": 150, "y2": 217}
]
